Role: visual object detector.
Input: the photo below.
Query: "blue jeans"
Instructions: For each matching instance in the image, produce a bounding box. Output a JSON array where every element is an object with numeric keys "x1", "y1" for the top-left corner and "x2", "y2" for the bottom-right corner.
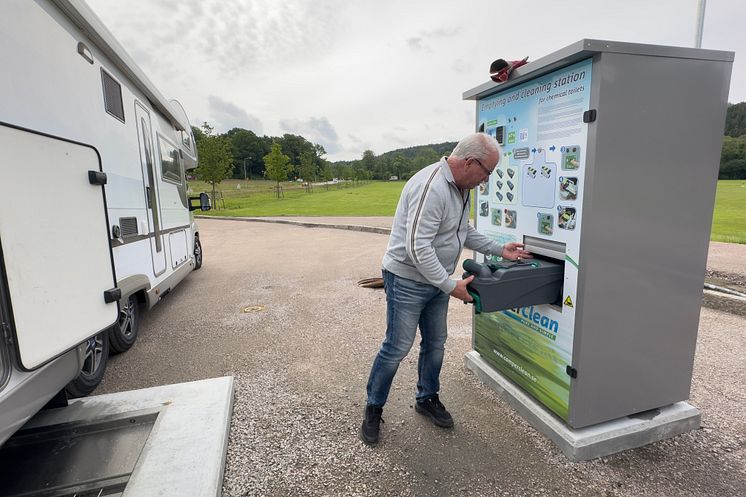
[{"x1": 366, "y1": 269, "x2": 450, "y2": 407}]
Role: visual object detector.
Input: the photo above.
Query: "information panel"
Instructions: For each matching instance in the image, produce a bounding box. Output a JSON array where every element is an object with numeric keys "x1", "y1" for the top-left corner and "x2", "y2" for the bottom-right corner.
[{"x1": 474, "y1": 58, "x2": 592, "y2": 420}]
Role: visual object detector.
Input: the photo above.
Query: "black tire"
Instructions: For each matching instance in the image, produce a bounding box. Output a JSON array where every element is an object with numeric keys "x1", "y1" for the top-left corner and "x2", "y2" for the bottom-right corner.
[
  {"x1": 109, "y1": 294, "x2": 140, "y2": 354},
  {"x1": 65, "y1": 332, "x2": 109, "y2": 398},
  {"x1": 194, "y1": 236, "x2": 203, "y2": 270}
]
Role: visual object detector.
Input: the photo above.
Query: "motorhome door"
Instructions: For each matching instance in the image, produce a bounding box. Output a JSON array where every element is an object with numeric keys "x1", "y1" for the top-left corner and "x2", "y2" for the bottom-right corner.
[
  {"x1": 135, "y1": 103, "x2": 167, "y2": 276},
  {"x1": 0, "y1": 124, "x2": 118, "y2": 370}
]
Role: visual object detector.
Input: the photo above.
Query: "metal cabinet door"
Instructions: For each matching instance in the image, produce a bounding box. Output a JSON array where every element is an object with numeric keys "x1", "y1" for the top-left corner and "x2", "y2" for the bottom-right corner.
[{"x1": 0, "y1": 124, "x2": 118, "y2": 370}]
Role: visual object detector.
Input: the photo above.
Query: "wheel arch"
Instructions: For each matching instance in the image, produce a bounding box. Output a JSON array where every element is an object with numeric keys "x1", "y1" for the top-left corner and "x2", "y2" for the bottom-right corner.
[{"x1": 117, "y1": 274, "x2": 150, "y2": 306}]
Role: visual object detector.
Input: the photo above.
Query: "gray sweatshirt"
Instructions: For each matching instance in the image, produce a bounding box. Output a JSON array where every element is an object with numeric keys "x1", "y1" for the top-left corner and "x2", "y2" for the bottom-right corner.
[{"x1": 382, "y1": 157, "x2": 503, "y2": 294}]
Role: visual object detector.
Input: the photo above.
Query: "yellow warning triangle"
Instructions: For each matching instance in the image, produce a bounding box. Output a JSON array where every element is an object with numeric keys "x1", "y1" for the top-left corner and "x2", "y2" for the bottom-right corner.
[{"x1": 564, "y1": 296, "x2": 574, "y2": 307}]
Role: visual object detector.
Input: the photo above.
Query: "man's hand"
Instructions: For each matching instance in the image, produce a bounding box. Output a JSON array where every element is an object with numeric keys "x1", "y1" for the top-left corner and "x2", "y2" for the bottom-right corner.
[
  {"x1": 450, "y1": 275, "x2": 474, "y2": 302},
  {"x1": 501, "y1": 242, "x2": 533, "y2": 261}
]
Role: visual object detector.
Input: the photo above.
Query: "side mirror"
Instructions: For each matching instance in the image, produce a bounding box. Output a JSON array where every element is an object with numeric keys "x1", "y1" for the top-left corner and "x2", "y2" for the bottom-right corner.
[{"x1": 189, "y1": 192, "x2": 212, "y2": 212}]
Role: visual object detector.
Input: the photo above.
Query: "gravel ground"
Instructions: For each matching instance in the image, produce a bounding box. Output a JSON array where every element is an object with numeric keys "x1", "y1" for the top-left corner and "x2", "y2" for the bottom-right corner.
[
  {"x1": 705, "y1": 269, "x2": 746, "y2": 293},
  {"x1": 98, "y1": 219, "x2": 746, "y2": 497},
  {"x1": 705, "y1": 241, "x2": 746, "y2": 294}
]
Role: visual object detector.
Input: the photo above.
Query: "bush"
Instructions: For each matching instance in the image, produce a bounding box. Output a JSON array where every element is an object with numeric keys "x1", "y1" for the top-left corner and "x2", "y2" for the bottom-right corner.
[{"x1": 719, "y1": 159, "x2": 746, "y2": 179}]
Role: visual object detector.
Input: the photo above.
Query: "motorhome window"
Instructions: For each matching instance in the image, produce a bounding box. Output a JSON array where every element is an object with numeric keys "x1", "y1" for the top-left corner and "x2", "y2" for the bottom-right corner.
[
  {"x1": 0, "y1": 341, "x2": 7, "y2": 392},
  {"x1": 142, "y1": 119, "x2": 156, "y2": 198},
  {"x1": 181, "y1": 130, "x2": 192, "y2": 151},
  {"x1": 0, "y1": 318, "x2": 7, "y2": 390},
  {"x1": 141, "y1": 119, "x2": 162, "y2": 253},
  {"x1": 158, "y1": 137, "x2": 182, "y2": 184},
  {"x1": 101, "y1": 69, "x2": 125, "y2": 122}
]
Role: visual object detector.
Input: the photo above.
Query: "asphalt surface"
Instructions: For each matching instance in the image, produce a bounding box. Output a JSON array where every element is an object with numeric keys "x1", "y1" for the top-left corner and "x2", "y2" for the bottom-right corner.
[{"x1": 98, "y1": 218, "x2": 746, "y2": 497}]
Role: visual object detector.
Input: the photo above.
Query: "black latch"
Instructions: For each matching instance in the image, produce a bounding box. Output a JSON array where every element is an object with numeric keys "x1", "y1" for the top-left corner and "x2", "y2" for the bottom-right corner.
[
  {"x1": 1, "y1": 321, "x2": 12, "y2": 342},
  {"x1": 104, "y1": 288, "x2": 121, "y2": 303},
  {"x1": 566, "y1": 365, "x2": 578, "y2": 378},
  {"x1": 41, "y1": 388, "x2": 68, "y2": 410},
  {"x1": 582, "y1": 109, "x2": 597, "y2": 123},
  {"x1": 89, "y1": 171, "x2": 107, "y2": 185}
]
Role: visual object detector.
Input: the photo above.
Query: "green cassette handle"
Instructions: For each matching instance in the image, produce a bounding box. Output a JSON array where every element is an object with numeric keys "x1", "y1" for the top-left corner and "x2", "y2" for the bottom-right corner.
[
  {"x1": 463, "y1": 258, "x2": 492, "y2": 277},
  {"x1": 468, "y1": 289, "x2": 482, "y2": 314},
  {"x1": 461, "y1": 259, "x2": 485, "y2": 313}
]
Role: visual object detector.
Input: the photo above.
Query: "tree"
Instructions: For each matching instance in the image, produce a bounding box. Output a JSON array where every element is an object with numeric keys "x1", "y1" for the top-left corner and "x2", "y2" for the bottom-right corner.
[
  {"x1": 278, "y1": 134, "x2": 318, "y2": 179},
  {"x1": 341, "y1": 165, "x2": 354, "y2": 182},
  {"x1": 361, "y1": 150, "x2": 376, "y2": 177},
  {"x1": 413, "y1": 147, "x2": 440, "y2": 169},
  {"x1": 264, "y1": 142, "x2": 292, "y2": 198},
  {"x1": 314, "y1": 144, "x2": 327, "y2": 161},
  {"x1": 720, "y1": 135, "x2": 746, "y2": 179},
  {"x1": 195, "y1": 123, "x2": 233, "y2": 209},
  {"x1": 225, "y1": 128, "x2": 271, "y2": 179},
  {"x1": 375, "y1": 156, "x2": 391, "y2": 179},
  {"x1": 721, "y1": 135, "x2": 745, "y2": 163},
  {"x1": 392, "y1": 153, "x2": 407, "y2": 180},
  {"x1": 725, "y1": 102, "x2": 746, "y2": 138},
  {"x1": 319, "y1": 160, "x2": 333, "y2": 189},
  {"x1": 720, "y1": 159, "x2": 746, "y2": 179},
  {"x1": 298, "y1": 151, "x2": 317, "y2": 192},
  {"x1": 352, "y1": 167, "x2": 365, "y2": 184},
  {"x1": 191, "y1": 125, "x2": 205, "y2": 146}
]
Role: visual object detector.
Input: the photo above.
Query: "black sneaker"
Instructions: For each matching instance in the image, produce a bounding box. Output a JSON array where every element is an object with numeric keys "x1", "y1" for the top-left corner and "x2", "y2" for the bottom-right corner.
[
  {"x1": 415, "y1": 395, "x2": 454, "y2": 428},
  {"x1": 360, "y1": 405, "x2": 384, "y2": 445}
]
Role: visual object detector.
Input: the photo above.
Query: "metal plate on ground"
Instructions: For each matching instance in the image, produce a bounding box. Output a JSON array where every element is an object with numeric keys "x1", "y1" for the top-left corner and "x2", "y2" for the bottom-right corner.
[
  {"x1": 0, "y1": 409, "x2": 159, "y2": 497},
  {"x1": 0, "y1": 376, "x2": 234, "y2": 497}
]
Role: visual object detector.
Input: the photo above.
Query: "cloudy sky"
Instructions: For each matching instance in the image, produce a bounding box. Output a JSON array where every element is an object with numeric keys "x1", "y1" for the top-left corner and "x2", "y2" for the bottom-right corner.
[{"x1": 86, "y1": 0, "x2": 744, "y2": 161}]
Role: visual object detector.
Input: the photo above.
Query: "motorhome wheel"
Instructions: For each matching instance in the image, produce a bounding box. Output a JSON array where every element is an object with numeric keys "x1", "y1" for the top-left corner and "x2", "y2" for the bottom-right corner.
[
  {"x1": 109, "y1": 294, "x2": 140, "y2": 354},
  {"x1": 194, "y1": 237, "x2": 203, "y2": 269},
  {"x1": 65, "y1": 332, "x2": 109, "y2": 398}
]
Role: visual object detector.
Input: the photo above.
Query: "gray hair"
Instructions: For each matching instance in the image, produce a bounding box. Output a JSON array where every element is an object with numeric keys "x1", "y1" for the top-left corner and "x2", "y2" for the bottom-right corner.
[{"x1": 450, "y1": 133, "x2": 500, "y2": 161}]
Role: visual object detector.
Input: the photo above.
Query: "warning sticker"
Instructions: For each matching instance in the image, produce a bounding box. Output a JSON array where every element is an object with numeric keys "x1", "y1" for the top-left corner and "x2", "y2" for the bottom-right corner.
[{"x1": 564, "y1": 296, "x2": 574, "y2": 307}]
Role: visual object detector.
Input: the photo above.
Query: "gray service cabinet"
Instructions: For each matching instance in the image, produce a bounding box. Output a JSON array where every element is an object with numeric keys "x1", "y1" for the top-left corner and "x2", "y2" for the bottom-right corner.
[{"x1": 464, "y1": 39, "x2": 733, "y2": 429}]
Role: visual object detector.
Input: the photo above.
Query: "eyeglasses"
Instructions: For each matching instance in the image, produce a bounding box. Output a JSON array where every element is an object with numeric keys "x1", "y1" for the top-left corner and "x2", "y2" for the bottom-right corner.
[{"x1": 469, "y1": 157, "x2": 492, "y2": 177}]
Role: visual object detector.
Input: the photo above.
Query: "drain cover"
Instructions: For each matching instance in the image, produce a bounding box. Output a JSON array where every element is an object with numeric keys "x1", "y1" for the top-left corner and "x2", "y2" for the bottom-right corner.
[
  {"x1": 0, "y1": 409, "x2": 158, "y2": 497},
  {"x1": 241, "y1": 305, "x2": 265, "y2": 313}
]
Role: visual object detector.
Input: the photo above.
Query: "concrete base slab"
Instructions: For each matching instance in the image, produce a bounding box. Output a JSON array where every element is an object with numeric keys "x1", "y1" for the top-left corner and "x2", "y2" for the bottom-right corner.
[
  {"x1": 22, "y1": 376, "x2": 234, "y2": 496},
  {"x1": 465, "y1": 351, "x2": 700, "y2": 461}
]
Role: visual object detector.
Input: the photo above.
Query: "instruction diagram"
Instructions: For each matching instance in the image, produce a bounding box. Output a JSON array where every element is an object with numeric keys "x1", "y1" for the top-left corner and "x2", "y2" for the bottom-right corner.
[
  {"x1": 474, "y1": 57, "x2": 593, "y2": 420},
  {"x1": 522, "y1": 148, "x2": 556, "y2": 208}
]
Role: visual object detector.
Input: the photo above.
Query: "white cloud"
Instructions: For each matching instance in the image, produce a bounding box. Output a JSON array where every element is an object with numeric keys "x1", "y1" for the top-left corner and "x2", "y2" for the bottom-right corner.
[
  {"x1": 279, "y1": 117, "x2": 340, "y2": 155},
  {"x1": 208, "y1": 96, "x2": 263, "y2": 134},
  {"x1": 88, "y1": 0, "x2": 745, "y2": 161},
  {"x1": 407, "y1": 37, "x2": 427, "y2": 52}
]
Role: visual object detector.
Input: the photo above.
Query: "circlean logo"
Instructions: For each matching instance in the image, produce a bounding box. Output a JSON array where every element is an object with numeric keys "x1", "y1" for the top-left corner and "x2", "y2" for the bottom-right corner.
[{"x1": 507, "y1": 306, "x2": 559, "y2": 339}]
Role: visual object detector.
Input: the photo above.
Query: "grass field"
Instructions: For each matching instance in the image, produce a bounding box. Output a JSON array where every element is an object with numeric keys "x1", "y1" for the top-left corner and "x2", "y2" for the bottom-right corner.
[
  {"x1": 711, "y1": 180, "x2": 746, "y2": 244},
  {"x1": 190, "y1": 179, "x2": 746, "y2": 243},
  {"x1": 189, "y1": 179, "x2": 405, "y2": 217}
]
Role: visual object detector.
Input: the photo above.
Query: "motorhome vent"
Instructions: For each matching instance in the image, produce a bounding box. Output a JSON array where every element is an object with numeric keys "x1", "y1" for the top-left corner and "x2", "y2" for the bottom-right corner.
[
  {"x1": 101, "y1": 69, "x2": 125, "y2": 122},
  {"x1": 119, "y1": 217, "x2": 139, "y2": 237}
]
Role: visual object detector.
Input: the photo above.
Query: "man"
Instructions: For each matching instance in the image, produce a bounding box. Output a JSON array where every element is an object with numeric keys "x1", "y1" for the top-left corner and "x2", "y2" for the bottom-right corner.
[{"x1": 360, "y1": 133, "x2": 531, "y2": 445}]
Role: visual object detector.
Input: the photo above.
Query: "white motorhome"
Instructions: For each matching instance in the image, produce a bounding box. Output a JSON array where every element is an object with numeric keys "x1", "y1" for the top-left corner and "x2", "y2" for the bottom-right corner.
[{"x1": 0, "y1": 0, "x2": 209, "y2": 445}]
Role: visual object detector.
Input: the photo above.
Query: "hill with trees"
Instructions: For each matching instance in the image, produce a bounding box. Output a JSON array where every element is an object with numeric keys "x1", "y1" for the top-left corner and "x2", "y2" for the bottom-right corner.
[
  {"x1": 192, "y1": 102, "x2": 746, "y2": 186},
  {"x1": 192, "y1": 123, "x2": 458, "y2": 185},
  {"x1": 332, "y1": 142, "x2": 457, "y2": 181}
]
